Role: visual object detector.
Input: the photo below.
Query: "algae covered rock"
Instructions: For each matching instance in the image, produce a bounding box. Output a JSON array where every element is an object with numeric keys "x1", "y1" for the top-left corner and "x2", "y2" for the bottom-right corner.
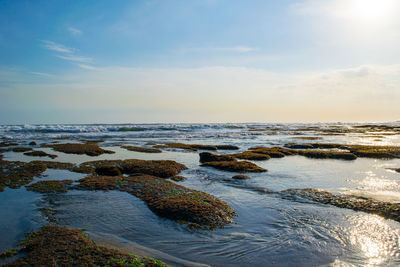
[
  {"x1": 44, "y1": 143, "x2": 115, "y2": 156},
  {"x1": 0, "y1": 160, "x2": 47, "y2": 191},
  {"x1": 26, "y1": 180, "x2": 72, "y2": 193},
  {"x1": 233, "y1": 151, "x2": 270, "y2": 160},
  {"x1": 76, "y1": 175, "x2": 236, "y2": 228},
  {"x1": 24, "y1": 150, "x2": 58, "y2": 159},
  {"x1": 201, "y1": 160, "x2": 267, "y2": 173},
  {"x1": 232, "y1": 174, "x2": 250, "y2": 179},
  {"x1": 282, "y1": 188, "x2": 400, "y2": 222},
  {"x1": 95, "y1": 165, "x2": 122, "y2": 176},
  {"x1": 121, "y1": 145, "x2": 162, "y2": 153},
  {"x1": 199, "y1": 152, "x2": 236, "y2": 163},
  {"x1": 80, "y1": 159, "x2": 187, "y2": 178},
  {"x1": 1, "y1": 225, "x2": 168, "y2": 267}
]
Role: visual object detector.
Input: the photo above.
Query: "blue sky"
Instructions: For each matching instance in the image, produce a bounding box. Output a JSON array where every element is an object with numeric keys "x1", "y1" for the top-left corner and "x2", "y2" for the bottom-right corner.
[{"x1": 1, "y1": 0, "x2": 399, "y2": 123}]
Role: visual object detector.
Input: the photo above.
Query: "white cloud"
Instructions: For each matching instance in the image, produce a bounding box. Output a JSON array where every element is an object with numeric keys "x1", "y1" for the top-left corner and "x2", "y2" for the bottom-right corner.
[
  {"x1": 56, "y1": 55, "x2": 93, "y2": 63},
  {"x1": 77, "y1": 64, "x2": 99, "y2": 70},
  {"x1": 30, "y1": 72, "x2": 55, "y2": 78},
  {"x1": 3, "y1": 64, "x2": 400, "y2": 122},
  {"x1": 182, "y1": 46, "x2": 258, "y2": 53},
  {"x1": 67, "y1": 27, "x2": 82, "y2": 36},
  {"x1": 41, "y1": 40, "x2": 75, "y2": 53}
]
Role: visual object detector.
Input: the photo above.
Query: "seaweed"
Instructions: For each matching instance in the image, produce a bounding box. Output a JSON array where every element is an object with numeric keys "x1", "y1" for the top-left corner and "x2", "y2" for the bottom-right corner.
[
  {"x1": 26, "y1": 180, "x2": 72, "y2": 193},
  {"x1": 154, "y1": 143, "x2": 238, "y2": 151},
  {"x1": 79, "y1": 159, "x2": 187, "y2": 178},
  {"x1": 0, "y1": 161, "x2": 47, "y2": 191},
  {"x1": 282, "y1": 188, "x2": 400, "y2": 222},
  {"x1": 95, "y1": 165, "x2": 122, "y2": 176},
  {"x1": 0, "y1": 141, "x2": 18, "y2": 147},
  {"x1": 297, "y1": 150, "x2": 357, "y2": 160},
  {"x1": 199, "y1": 152, "x2": 236, "y2": 163},
  {"x1": 232, "y1": 174, "x2": 250, "y2": 179},
  {"x1": 201, "y1": 161, "x2": 267, "y2": 173},
  {"x1": 76, "y1": 175, "x2": 236, "y2": 228},
  {"x1": 43, "y1": 143, "x2": 115, "y2": 156},
  {"x1": 232, "y1": 151, "x2": 270, "y2": 161},
  {"x1": 1, "y1": 225, "x2": 168, "y2": 266},
  {"x1": 23, "y1": 150, "x2": 58, "y2": 159},
  {"x1": 215, "y1": 145, "x2": 240, "y2": 150},
  {"x1": 11, "y1": 147, "x2": 32, "y2": 153},
  {"x1": 121, "y1": 145, "x2": 162, "y2": 153}
]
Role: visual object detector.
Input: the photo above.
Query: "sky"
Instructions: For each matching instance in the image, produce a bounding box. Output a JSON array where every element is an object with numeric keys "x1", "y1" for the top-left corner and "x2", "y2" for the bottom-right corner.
[{"x1": 0, "y1": 0, "x2": 399, "y2": 124}]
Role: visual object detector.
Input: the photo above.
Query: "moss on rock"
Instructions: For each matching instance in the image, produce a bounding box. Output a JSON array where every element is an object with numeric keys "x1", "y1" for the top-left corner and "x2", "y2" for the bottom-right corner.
[
  {"x1": 282, "y1": 188, "x2": 400, "y2": 222},
  {"x1": 26, "y1": 180, "x2": 72, "y2": 193},
  {"x1": 23, "y1": 150, "x2": 58, "y2": 159},
  {"x1": 121, "y1": 145, "x2": 162, "y2": 153},
  {"x1": 1, "y1": 225, "x2": 168, "y2": 267},
  {"x1": 201, "y1": 160, "x2": 267, "y2": 173},
  {"x1": 43, "y1": 143, "x2": 115, "y2": 156},
  {"x1": 0, "y1": 161, "x2": 47, "y2": 191},
  {"x1": 79, "y1": 159, "x2": 187, "y2": 178},
  {"x1": 76, "y1": 175, "x2": 236, "y2": 228},
  {"x1": 233, "y1": 151, "x2": 271, "y2": 161},
  {"x1": 199, "y1": 152, "x2": 236, "y2": 163}
]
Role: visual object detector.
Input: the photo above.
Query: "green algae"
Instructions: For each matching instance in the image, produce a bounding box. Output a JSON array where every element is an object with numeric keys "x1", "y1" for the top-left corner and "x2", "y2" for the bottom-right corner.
[
  {"x1": 76, "y1": 175, "x2": 236, "y2": 228},
  {"x1": 232, "y1": 151, "x2": 270, "y2": 161},
  {"x1": 282, "y1": 188, "x2": 400, "y2": 222},
  {"x1": 154, "y1": 143, "x2": 239, "y2": 152},
  {"x1": 23, "y1": 150, "x2": 58, "y2": 159},
  {"x1": 43, "y1": 143, "x2": 115, "y2": 156},
  {"x1": 0, "y1": 161, "x2": 47, "y2": 191},
  {"x1": 201, "y1": 160, "x2": 267, "y2": 173},
  {"x1": 121, "y1": 145, "x2": 162, "y2": 153},
  {"x1": 26, "y1": 180, "x2": 73, "y2": 193},
  {"x1": 1, "y1": 225, "x2": 168, "y2": 267},
  {"x1": 199, "y1": 152, "x2": 236, "y2": 163},
  {"x1": 80, "y1": 159, "x2": 187, "y2": 178}
]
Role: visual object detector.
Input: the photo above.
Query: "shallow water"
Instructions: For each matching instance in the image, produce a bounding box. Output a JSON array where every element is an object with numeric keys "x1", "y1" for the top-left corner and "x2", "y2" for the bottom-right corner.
[{"x1": 1, "y1": 123, "x2": 400, "y2": 266}]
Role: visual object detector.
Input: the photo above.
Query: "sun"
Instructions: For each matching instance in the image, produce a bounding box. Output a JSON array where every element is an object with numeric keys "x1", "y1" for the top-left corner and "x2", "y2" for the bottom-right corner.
[{"x1": 347, "y1": 0, "x2": 396, "y2": 22}]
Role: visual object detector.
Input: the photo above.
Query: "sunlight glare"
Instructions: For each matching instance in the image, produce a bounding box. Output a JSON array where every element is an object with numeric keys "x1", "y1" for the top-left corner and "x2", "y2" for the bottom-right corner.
[{"x1": 347, "y1": 0, "x2": 396, "y2": 23}]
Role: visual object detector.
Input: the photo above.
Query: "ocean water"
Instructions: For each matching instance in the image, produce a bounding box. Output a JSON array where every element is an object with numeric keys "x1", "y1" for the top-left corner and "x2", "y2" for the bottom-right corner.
[{"x1": 1, "y1": 123, "x2": 400, "y2": 266}]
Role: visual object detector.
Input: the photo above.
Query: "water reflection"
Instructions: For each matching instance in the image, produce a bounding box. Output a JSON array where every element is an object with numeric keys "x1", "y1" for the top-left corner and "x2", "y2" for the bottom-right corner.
[{"x1": 348, "y1": 214, "x2": 400, "y2": 266}]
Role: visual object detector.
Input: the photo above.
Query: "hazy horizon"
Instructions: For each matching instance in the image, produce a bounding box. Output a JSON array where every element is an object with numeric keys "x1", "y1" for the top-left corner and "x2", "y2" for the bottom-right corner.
[{"x1": 1, "y1": 0, "x2": 399, "y2": 124}]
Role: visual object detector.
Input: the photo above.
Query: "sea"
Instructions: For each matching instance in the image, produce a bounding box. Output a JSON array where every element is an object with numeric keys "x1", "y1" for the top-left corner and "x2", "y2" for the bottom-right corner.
[{"x1": 1, "y1": 122, "x2": 400, "y2": 266}]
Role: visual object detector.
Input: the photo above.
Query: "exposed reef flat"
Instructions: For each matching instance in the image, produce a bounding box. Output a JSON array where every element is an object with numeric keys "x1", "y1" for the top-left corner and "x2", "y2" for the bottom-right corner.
[
  {"x1": 23, "y1": 150, "x2": 58, "y2": 159},
  {"x1": 282, "y1": 188, "x2": 400, "y2": 222},
  {"x1": 201, "y1": 160, "x2": 267, "y2": 173},
  {"x1": 80, "y1": 159, "x2": 188, "y2": 178},
  {"x1": 0, "y1": 160, "x2": 47, "y2": 191},
  {"x1": 26, "y1": 180, "x2": 73, "y2": 193},
  {"x1": 42, "y1": 143, "x2": 115, "y2": 156},
  {"x1": 0, "y1": 225, "x2": 168, "y2": 267},
  {"x1": 154, "y1": 142, "x2": 239, "y2": 151},
  {"x1": 74, "y1": 174, "x2": 236, "y2": 229},
  {"x1": 121, "y1": 145, "x2": 162, "y2": 153}
]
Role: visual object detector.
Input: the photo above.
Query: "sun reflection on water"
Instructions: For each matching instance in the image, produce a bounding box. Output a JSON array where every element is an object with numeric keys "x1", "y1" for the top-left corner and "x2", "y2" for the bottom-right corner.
[{"x1": 348, "y1": 214, "x2": 400, "y2": 266}]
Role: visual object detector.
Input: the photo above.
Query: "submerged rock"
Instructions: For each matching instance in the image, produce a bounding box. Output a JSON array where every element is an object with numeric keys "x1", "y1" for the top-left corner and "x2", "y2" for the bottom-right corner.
[
  {"x1": 282, "y1": 188, "x2": 400, "y2": 222},
  {"x1": 199, "y1": 152, "x2": 236, "y2": 163},
  {"x1": 0, "y1": 225, "x2": 168, "y2": 267},
  {"x1": 201, "y1": 160, "x2": 267, "y2": 173},
  {"x1": 26, "y1": 180, "x2": 72, "y2": 193},
  {"x1": 154, "y1": 143, "x2": 239, "y2": 152},
  {"x1": 232, "y1": 174, "x2": 250, "y2": 179},
  {"x1": 43, "y1": 143, "x2": 115, "y2": 156},
  {"x1": 76, "y1": 175, "x2": 236, "y2": 229},
  {"x1": 11, "y1": 147, "x2": 32, "y2": 153},
  {"x1": 121, "y1": 145, "x2": 162, "y2": 153}
]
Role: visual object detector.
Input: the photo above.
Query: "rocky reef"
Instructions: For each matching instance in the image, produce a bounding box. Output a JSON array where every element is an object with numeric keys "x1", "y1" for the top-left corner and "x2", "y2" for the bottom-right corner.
[
  {"x1": 0, "y1": 225, "x2": 168, "y2": 266},
  {"x1": 43, "y1": 143, "x2": 115, "y2": 156}
]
